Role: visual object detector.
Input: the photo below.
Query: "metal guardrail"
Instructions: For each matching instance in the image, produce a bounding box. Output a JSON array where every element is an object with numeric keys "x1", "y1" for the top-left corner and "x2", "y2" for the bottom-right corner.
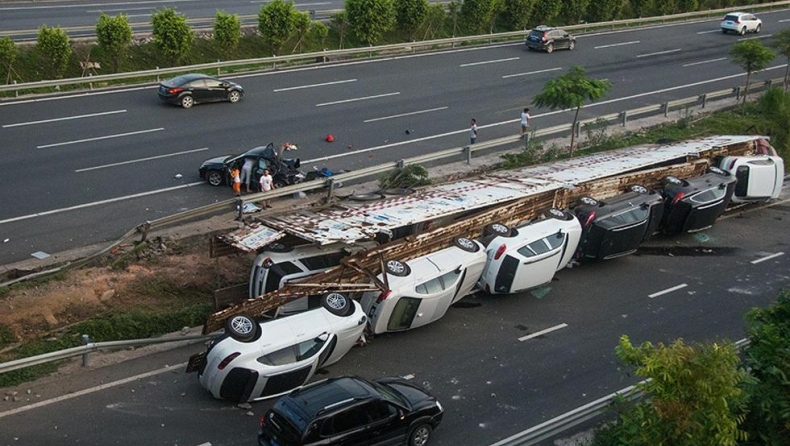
[
  {"x1": 0, "y1": 333, "x2": 219, "y2": 374},
  {"x1": 1, "y1": 0, "x2": 788, "y2": 94},
  {"x1": 489, "y1": 338, "x2": 751, "y2": 446}
]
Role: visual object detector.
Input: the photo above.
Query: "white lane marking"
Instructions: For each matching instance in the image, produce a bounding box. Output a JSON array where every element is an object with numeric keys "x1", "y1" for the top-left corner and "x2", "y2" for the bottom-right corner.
[
  {"x1": 85, "y1": 7, "x2": 154, "y2": 12},
  {"x1": 682, "y1": 57, "x2": 727, "y2": 67},
  {"x1": 0, "y1": 363, "x2": 185, "y2": 419},
  {"x1": 37, "y1": 128, "x2": 164, "y2": 149},
  {"x1": 75, "y1": 147, "x2": 209, "y2": 172},
  {"x1": 751, "y1": 252, "x2": 785, "y2": 264},
  {"x1": 124, "y1": 13, "x2": 154, "y2": 18},
  {"x1": 0, "y1": 0, "x2": 194, "y2": 11},
  {"x1": 697, "y1": 30, "x2": 721, "y2": 34},
  {"x1": 738, "y1": 34, "x2": 773, "y2": 41},
  {"x1": 316, "y1": 92, "x2": 399, "y2": 107},
  {"x1": 364, "y1": 106, "x2": 448, "y2": 123},
  {"x1": 303, "y1": 65, "x2": 787, "y2": 164},
  {"x1": 195, "y1": 443, "x2": 212, "y2": 446},
  {"x1": 0, "y1": 183, "x2": 204, "y2": 226},
  {"x1": 2, "y1": 109, "x2": 126, "y2": 128},
  {"x1": 501, "y1": 67, "x2": 563, "y2": 79},
  {"x1": 0, "y1": 85, "x2": 153, "y2": 107},
  {"x1": 649, "y1": 283, "x2": 688, "y2": 298},
  {"x1": 780, "y1": 19, "x2": 790, "y2": 22},
  {"x1": 460, "y1": 57, "x2": 520, "y2": 67},
  {"x1": 252, "y1": 0, "x2": 330, "y2": 3},
  {"x1": 637, "y1": 48, "x2": 682, "y2": 58},
  {"x1": 594, "y1": 40, "x2": 640, "y2": 49},
  {"x1": 518, "y1": 323, "x2": 568, "y2": 342},
  {"x1": 273, "y1": 79, "x2": 356, "y2": 92}
]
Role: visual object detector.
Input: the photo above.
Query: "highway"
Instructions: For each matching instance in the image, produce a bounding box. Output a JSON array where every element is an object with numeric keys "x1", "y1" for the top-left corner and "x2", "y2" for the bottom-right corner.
[
  {"x1": 0, "y1": 14, "x2": 788, "y2": 263},
  {"x1": 0, "y1": 198, "x2": 787, "y2": 445}
]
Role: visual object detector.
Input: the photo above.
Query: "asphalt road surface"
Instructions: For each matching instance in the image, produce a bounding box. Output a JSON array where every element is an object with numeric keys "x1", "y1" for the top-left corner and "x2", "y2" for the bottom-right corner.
[
  {"x1": 1, "y1": 13, "x2": 789, "y2": 265},
  {"x1": 0, "y1": 196, "x2": 787, "y2": 446}
]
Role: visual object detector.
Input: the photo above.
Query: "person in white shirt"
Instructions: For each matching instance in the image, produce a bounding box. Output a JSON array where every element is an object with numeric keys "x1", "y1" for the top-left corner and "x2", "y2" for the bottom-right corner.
[
  {"x1": 470, "y1": 118, "x2": 478, "y2": 144},
  {"x1": 520, "y1": 108, "x2": 531, "y2": 138},
  {"x1": 259, "y1": 169, "x2": 275, "y2": 208},
  {"x1": 240, "y1": 157, "x2": 255, "y2": 193}
]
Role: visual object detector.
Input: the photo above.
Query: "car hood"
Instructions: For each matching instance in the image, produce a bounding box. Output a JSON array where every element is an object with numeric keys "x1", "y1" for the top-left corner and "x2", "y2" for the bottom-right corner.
[
  {"x1": 200, "y1": 155, "x2": 233, "y2": 168},
  {"x1": 377, "y1": 377, "x2": 435, "y2": 407}
]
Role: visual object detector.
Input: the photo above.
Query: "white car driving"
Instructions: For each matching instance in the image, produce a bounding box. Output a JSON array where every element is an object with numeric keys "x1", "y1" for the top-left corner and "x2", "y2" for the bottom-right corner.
[
  {"x1": 478, "y1": 209, "x2": 582, "y2": 294},
  {"x1": 721, "y1": 12, "x2": 761, "y2": 35},
  {"x1": 189, "y1": 296, "x2": 367, "y2": 402},
  {"x1": 360, "y1": 237, "x2": 486, "y2": 334}
]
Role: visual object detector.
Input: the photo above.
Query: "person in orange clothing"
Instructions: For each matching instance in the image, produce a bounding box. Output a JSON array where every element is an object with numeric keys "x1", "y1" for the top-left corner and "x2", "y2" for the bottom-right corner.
[{"x1": 230, "y1": 165, "x2": 241, "y2": 196}]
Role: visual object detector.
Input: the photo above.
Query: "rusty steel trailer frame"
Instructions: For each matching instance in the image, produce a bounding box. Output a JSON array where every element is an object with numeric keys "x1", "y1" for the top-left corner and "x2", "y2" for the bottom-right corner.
[{"x1": 201, "y1": 138, "x2": 755, "y2": 334}]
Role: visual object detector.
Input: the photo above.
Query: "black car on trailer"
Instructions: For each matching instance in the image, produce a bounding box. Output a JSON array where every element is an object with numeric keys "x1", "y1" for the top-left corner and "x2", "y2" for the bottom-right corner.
[{"x1": 660, "y1": 167, "x2": 737, "y2": 234}]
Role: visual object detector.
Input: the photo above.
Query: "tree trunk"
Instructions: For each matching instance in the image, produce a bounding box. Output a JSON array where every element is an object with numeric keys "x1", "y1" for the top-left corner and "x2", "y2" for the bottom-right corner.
[
  {"x1": 784, "y1": 61, "x2": 789, "y2": 93},
  {"x1": 570, "y1": 106, "x2": 581, "y2": 157},
  {"x1": 743, "y1": 70, "x2": 752, "y2": 112}
]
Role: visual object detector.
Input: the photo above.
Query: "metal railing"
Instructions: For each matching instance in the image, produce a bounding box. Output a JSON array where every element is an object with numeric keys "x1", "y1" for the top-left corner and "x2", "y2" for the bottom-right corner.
[
  {"x1": 488, "y1": 339, "x2": 751, "y2": 446},
  {"x1": 2, "y1": 0, "x2": 788, "y2": 95}
]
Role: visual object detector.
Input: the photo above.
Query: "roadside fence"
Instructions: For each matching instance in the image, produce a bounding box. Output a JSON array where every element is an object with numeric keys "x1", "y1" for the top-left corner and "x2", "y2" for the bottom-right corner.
[{"x1": 1, "y1": 0, "x2": 788, "y2": 96}]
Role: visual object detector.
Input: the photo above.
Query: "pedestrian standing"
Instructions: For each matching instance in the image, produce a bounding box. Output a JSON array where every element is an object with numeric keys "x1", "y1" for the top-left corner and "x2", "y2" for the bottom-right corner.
[
  {"x1": 230, "y1": 165, "x2": 241, "y2": 197},
  {"x1": 520, "y1": 108, "x2": 531, "y2": 138},
  {"x1": 470, "y1": 118, "x2": 478, "y2": 144},
  {"x1": 240, "y1": 157, "x2": 255, "y2": 193},
  {"x1": 259, "y1": 169, "x2": 275, "y2": 208}
]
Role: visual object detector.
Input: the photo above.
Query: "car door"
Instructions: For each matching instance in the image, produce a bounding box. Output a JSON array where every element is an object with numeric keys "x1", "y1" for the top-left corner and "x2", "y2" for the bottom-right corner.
[
  {"x1": 203, "y1": 77, "x2": 226, "y2": 102},
  {"x1": 745, "y1": 14, "x2": 758, "y2": 31},
  {"x1": 319, "y1": 404, "x2": 371, "y2": 446},
  {"x1": 254, "y1": 333, "x2": 335, "y2": 399},
  {"x1": 410, "y1": 276, "x2": 453, "y2": 329},
  {"x1": 367, "y1": 401, "x2": 408, "y2": 446},
  {"x1": 187, "y1": 79, "x2": 209, "y2": 102},
  {"x1": 511, "y1": 235, "x2": 564, "y2": 291},
  {"x1": 557, "y1": 31, "x2": 570, "y2": 49}
]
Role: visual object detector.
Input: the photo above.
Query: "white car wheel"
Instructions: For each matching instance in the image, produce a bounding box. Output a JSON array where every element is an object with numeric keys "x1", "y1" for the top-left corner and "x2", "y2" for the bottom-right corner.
[
  {"x1": 630, "y1": 185, "x2": 649, "y2": 194},
  {"x1": 708, "y1": 166, "x2": 727, "y2": 176},
  {"x1": 321, "y1": 292, "x2": 352, "y2": 316},
  {"x1": 664, "y1": 176, "x2": 683, "y2": 186},
  {"x1": 386, "y1": 259, "x2": 411, "y2": 277},
  {"x1": 579, "y1": 196, "x2": 599, "y2": 206},
  {"x1": 454, "y1": 237, "x2": 480, "y2": 252},
  {"x1": 228, "y1": 90, "x2": 242, "y2": 103},
  {"x1": 225, "y1": 314, "x2": 258, "y2": 342}
]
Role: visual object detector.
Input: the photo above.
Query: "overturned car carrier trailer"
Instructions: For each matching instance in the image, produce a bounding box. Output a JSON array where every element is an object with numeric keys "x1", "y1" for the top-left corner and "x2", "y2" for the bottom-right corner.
[{"x1": 202, "y1": 135, "x2": 773, "y2": 335}]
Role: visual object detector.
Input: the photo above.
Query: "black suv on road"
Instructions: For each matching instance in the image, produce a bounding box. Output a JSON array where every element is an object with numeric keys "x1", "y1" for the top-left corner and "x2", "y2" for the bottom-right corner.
[
  {"x1": 526, "y1": 26, "x2": 576, "y2": 53},
  {"x1": 258, "y1": 375, "x2": 443, "y2": 446}
]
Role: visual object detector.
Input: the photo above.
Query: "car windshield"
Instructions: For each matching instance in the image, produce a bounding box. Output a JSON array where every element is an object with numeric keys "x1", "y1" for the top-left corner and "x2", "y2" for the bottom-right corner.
[
  {"x1": 529, "y1": 30, "x2": 544, "y2": 38},
  {"x1": 596, "y1": 206, "x2": 649, "y2": 229},
  {"x1": 372, "y1": 381, "x2": 410, "y2": 408}
]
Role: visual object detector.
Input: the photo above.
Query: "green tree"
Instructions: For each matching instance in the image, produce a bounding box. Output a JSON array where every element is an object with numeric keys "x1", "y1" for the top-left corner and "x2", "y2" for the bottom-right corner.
[
  {"x1": 531, "y1": 0, "x2": 562, "y2": 24},
  {"x1": 460, "y1": 0, "x2": 497, "y2": 34},
  {"x1": 346, "y1": 0, "x2": 396, "y2": 45},
  {"x1": 741, "y1": 290, "x2": 790, "y2": 446},
  {"x1": 676, "y1": 0, "x2": 699, "y2": 13},
  {"x1": 585, "y1": 0, "x2": 621, "y2": 22},
  {"x1": 422, "y1": 3, "x2": 448, "y2": 39},
  {"x1": 395, "y1": 0, "x2": 429, "y2": 40},
  {"x1": 501, "y1": 0, "x2": 534, "y2": 30},
  {"x1": 37, "y1": 25, "x2": 72, "y2": 79},
  {"x1": 448, "y1": 1, "x2": 460, "y2": 36},
  {"x1": 655, "y1": 0, "x2": 677, "y2": 15},
  {"x1": 309, "y1": 21, "x2": 329, "y2": 47},
  {"x1": 95, "y1": 14, "x2": 132, "y2": 72},
  {"x1": 628, "y1": 0, "x2": 655, "y2": 17},
  {"x1": 532, "y1": 66, "x2": 611, "y2": 156},
  {"x1": 0, "y1": 37, "x2": 18, "y2": 83},
  {"x1": 604, "y1": 335, "x2": 748, "y2": 446},
  {"x1": 730, "y1": 39, "x2": 775, "y2": 107},
  {"x1": 329, "y1": 12, "x2": 349, "y2": 49},
  {"x1": 290, "y1": 11, "x2": 311, "y2": 52},
  {"x1": 258, "y1": 0, "x2": 298, "y2": 52},
  {"x1": 560, "y1": 0, "x2": 590, "y2": 24},
  {"x1": 151, "y1": 8, "x2": 193, "y2": 64},
  {"x1": 773, "y1": 28, "x2": 790, "y2": 91},
  {"x1": 214, "y1": 10, "x2": 241, "y2": 54}
]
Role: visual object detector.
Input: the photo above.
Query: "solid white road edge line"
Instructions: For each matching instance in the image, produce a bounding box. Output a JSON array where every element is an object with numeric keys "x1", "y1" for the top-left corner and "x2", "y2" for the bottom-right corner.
[
  {"x1": 37, "y1": 128, "x2": 164, "y2": 149},
  {"x1": 316, "y1": 92, "x2": 399, "y2": 107},
  {"x1": 273, "y1": 79, "x2": 357, "y2": 92},
  {"x1": 637, "y1": 48, "x2": 682, "y2": 58},
  {"x1": 518, "y1": 323, "x2": 568, "y2": 342},
  {"x1": 697, "y1": 30, "x2": 721, "y2": 34},
  {"x1": 0, "y1": 363, "x2": 186, "y2": 419},
  {"x1": 85, "y1": 7, "x2": 154, "y2": 12},
  {"x1": 0, "y1": 0, "x2": 194, "y2": 11},
  {"x1": 75, "y1": 147, "x2": 209, "y2": 172},
  {"x1": 501, "y1": 67, "x2": 563, "y2": 79},
  {"x1": 594, "y1": 40, "x2": 640, "y2": 49},
  {"x1": 364, "y1": 107, "x2": 448, "y2": 123},
  {"x1": 751, "y1": 252, "x2": 785, "y2": 264},
  {"x1": 649, "y1": 283, "x2": 688, "y2": 298},
  {"x1": 0, "y1": 182, "x2": 204, "y2": 226},
  {"x1": 738, "y1": 34, "x2": 773, "y2": 41},
  {"x1": 2, "y1": 110, "x2": 127, "y2": 128},
  {"x1": 460, "y1": 57, "x2": 519, "y2": 67},
  {"x1": 682, "y1": 57, "x2": 727, "y2": 67}
]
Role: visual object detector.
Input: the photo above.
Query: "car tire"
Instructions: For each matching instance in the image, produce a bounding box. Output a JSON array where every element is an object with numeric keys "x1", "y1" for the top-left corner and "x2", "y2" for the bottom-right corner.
[
  {"x1": 321, "y1": 292, "x2": 352, "y2": 316},
  {"x1": 663, "y1": 176, "x2": 683, "y2": 186},
  {"x1": 207, "y1": 171, "x2": 224, "y2": 187},
  {"x1": 629, "y1": 184, "x2": 649, "y2": 194},
  {"x1": 453, "y1": 237, "x2": 480, "y2": 252},
  {"x1": 228, "y1": 90, "x2": 242, "y2": 103},
  {"x1": 546, "y1": 43, "x2": 554, "y2": 53},
  {"x1": 265, "y1": 242, "x2": 293, "y2": 253},
  {"x1": 180, "y1": 95, "x2": 194, "y2": 109},
  {"x1": 544, "y1": 208, "x2": 573, "y2": 220},
  {"x1": 225, "y1": 314, "x2": 259, "y2": 343},
  {"x1": 483, "y1": 222, "x2": 512, "y2": 237},
  {"x1": 569, "y1": 40, "x2": 576, "y2": 50},
  {"x1": 739, "y1": 27, "x2": 747, "y2": 35},
  {"x1": 708, "y1": 166, "x2": 727, "y2": 176},
  {"x1": 578, "y1": 196, "x2": 599, "y2": 207},
  {"x1": 385, "y1": 259, "x2": 411, "y2": 277},
  {"x1": 755, "y1": 24, "x2": 761, "y2": 34},
  {"x1": 408, "y1": 423, "x2": 432, "y2": 446}
]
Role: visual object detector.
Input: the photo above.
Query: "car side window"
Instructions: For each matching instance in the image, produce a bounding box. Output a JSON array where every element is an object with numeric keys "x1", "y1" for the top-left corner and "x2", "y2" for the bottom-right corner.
[
  {"x1": 546, "y1": 233, "x2": 565, "y2": 250},
  {"x1": 438, "y1": 269, "x2": 461, "y2": 289},
  {"x1": 204, "y1": 79, "x2": 222, "y2": 88},
  {"x1": 387, "y1": 297, "x2": 421, "y2": 331},
  {"x1": 415, "y1": 277, "x2": 443, "y2": 295},
  {"x1": 257, "y1": 345, "x2": 297, "y2": 366},
  {"x1": 368, "y1": 401, "x2": 398, "y2": 423},
  {"x1": 295, "y1": 337, "x2": 327, "y2": 361},
  {"x1": 187, "y1": 80, "x2": 206, "y2": 89},
  {"x1": 321, "y1": 405, "x2": 368, "y2": 436}
]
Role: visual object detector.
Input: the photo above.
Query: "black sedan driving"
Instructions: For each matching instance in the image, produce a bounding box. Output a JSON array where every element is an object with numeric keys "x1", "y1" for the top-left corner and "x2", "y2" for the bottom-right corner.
[
  {"x1": 158, "y1": 73, "x2": 243, "y2": 109},
  {"x1": 198, "y1": 143, "x2": 305, "y2": 190}
]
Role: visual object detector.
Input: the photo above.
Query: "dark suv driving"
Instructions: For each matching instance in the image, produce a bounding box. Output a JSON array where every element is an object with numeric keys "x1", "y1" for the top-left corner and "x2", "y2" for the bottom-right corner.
[
  {"x1": 526, "y1": 26, "x2": 576, "y2": 53},
  {"x1": 258, "y1": 376, "x2": 443, "y2": 446}
]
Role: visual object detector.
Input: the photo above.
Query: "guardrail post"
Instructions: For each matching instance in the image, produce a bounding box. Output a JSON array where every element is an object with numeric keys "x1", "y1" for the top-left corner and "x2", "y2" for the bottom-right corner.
[
  {"x1": 81, "y1": 334, "x2": 91, "y2": 367},
  {"x1": 216, "y1": 62, "x2": 221, "y2": 77},
  {"x1": 138, "y1": 222, "x2": 151, "y2": 243},
  {"x1": 620, "y1": 110, "x2": 628, "y2": 126},
  {"x1": 663, "y1": 102, "x2": 669, "y2": 117},
  {"x1": 155, "y1": 67, "x2": 160, "y2": 83},
  {"x1": 700, "y1": 94, "x2": 707, "y2": 108},
  {"x1": 309, "y1": 9, "x2": 315, "y2": 20},
  {"x1": 13, "y1": 80, "x2": 18, "y2": 97},
  {"x1": 88, "y1": 73, "x2": 93, "y2": 90},
  {"x1": 397, "y1": 159, "x2": 405, "y2": 169},
  {"x1": 235, "y1": 198, "x2": 243, "y2": 222},
  {"x1": 326, "y1": 178, "x2": 336, "y2": 201},
  {"x1": 735, "y1": 86, "x2": 741, "y2": 102},
  {"x1": 464, "y1": 145, "x2": 472, "y2": 164},
  {"x1": 765, "y1": 79, "x2": 773, "y2": 89},
  {"x1": 574, "y1": 121, "x2": 581, "y2": 138}
]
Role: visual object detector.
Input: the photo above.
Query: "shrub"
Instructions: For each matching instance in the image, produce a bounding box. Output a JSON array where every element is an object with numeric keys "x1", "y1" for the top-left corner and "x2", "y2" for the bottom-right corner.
[
  {"x1": 346, "y1": 0, "x2": 396, "y2": 45},
  {"x1": 214, "y1": 10, "x2": 241, "y2": 54},
  {"x1": 96, "y1": 14, "x2": 133, "y2": 72},
  {"x1": 151, "y1": 7, "x2": 194, "y2": 64},
  {"x1": 36, "y1": 25, "x2": 72, "y2": 79}
]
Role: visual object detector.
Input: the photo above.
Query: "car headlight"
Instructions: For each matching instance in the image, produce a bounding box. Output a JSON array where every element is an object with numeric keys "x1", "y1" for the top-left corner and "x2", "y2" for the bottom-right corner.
[{"x1": 436, "y1": 401, "x2": 443, "y2": 412}]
